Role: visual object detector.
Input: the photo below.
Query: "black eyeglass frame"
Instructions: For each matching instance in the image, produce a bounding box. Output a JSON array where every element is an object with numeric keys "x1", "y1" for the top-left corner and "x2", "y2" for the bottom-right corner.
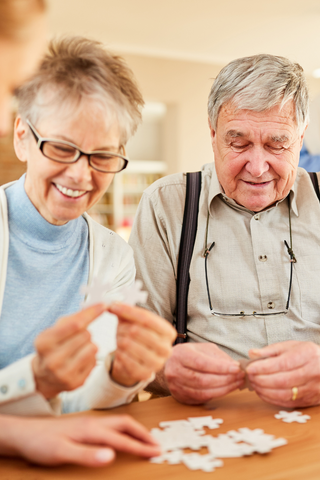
[
  {"x1": 203, "y1": 196, "x2": 296, "y2": 318},
  {"x1": 26, "y1": 119, "x2": 129, "y2": 174}
]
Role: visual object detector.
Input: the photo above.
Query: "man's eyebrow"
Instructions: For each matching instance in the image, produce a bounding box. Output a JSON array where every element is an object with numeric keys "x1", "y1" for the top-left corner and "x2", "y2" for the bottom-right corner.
[
  {"x1": 269, "y1": 134, "x2": 290, "y2": 142},
  {"x1": 225, "y1": 130, "x2": 245, "y2": 138}
]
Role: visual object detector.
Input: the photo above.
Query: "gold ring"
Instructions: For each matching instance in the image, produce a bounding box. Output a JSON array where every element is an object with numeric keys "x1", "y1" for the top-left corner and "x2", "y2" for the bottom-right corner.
[{"x1": 291, "y1": 386, "x2": 298, "y2": 401}]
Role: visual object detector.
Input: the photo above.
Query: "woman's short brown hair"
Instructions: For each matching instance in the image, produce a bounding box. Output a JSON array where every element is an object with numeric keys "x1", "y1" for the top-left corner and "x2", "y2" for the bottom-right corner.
[{"x1": 17, "y1": 36, "x2": 145, "y2": 144}]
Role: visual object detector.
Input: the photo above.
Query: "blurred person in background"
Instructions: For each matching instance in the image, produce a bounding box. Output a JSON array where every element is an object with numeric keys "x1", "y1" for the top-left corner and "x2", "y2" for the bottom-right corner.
[
  {"x1": 299, "y1": 94, "x2": 320, "y2": 171},
  {"x1": 0, "y1": 0, "x2": 169, "y2": 467}
]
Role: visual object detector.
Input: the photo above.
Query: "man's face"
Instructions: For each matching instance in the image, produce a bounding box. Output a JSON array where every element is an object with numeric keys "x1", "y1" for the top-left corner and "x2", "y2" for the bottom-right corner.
[{"x1": 210, "y1": 101, "x2": 305, "y2": 212}]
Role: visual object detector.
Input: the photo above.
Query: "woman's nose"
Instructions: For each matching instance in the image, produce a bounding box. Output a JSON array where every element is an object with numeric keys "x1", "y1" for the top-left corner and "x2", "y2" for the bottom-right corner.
[{"x1": 65, "y1": 154, "x2": 92, "y2": 183}]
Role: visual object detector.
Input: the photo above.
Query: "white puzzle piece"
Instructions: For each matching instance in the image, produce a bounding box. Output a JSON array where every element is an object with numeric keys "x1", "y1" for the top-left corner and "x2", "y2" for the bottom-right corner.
[
  {"x1": 187, "y1": 416, "x2": 223, "y2": 430},
  {"x1": 150, "y1": 418, "x2": 288, "y2": 472},
  {"x1": 118, "y1": 279, "x2": 148, "y2": 305},
  {"x1": 150, "y1": 450, "x2": 183, "y2": 465},
  {"x1": 206, "y1": 434, "x2": 255, "y2": 457},
  {"x1": 227, "y1": 428, "x2": 287, "y2": 453},
  {"x1": 80, "y1": 277, "x2": 112, "y2": 307},
  {"x1": 274, "y1": 410, "x2": 311, "y2": 423},
  {"x1": 181, "y1": 453, "x2": 223, "y2": 473},
  {"x1": 81, "y1": 277, "x2": 148, "y2": 308}
]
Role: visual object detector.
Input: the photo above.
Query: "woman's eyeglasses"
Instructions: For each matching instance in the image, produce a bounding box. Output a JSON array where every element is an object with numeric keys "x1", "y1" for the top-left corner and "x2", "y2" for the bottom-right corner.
[{"x1": 27, "y1": 119, "x2": 129, "y2": 174}]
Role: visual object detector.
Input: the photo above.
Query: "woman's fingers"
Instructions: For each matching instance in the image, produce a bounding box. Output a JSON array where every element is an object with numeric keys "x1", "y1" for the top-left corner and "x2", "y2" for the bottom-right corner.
[
  {"x1": 35, "y1": 304, "x2": 106, "y2": 354},
  {"x1": 31, "y1": 442, "x2": 116, "y2": 467},
  {"x1": 101, "y1": 415, "x2": 159, "y2": 446},
  {"x1": 117, "y1": 320, "x2": 172, "y2": 358},
  {"x1": 108, "y1": 303, "x2": 176, "y2": 341}
]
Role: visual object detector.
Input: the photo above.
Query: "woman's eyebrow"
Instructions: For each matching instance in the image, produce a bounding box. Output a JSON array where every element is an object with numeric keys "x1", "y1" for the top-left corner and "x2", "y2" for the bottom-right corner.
[{"x1": 44, "y1": 134, "x2": 119, "y2": 151}]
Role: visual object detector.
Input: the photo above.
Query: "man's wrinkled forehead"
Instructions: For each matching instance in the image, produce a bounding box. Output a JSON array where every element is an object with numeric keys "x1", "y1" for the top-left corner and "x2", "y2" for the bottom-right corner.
[
  {"x1": 225, "y1": 130, "x2": 291, "y2": 144},
  {"x1": 216, "y1": 100, "x2": 298, "y2": 135}
]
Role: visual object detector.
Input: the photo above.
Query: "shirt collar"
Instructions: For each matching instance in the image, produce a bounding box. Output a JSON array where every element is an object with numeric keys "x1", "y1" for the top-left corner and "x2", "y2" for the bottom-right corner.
[{"x1": 208, "y1": 163, "x2": 299, "y2": 217}]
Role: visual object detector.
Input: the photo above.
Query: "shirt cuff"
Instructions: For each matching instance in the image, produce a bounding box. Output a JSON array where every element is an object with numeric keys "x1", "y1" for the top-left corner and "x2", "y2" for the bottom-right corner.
[
  {"x1": 60, "y1": 352, "x2": 155, "y2": 413},
  {"x1": 104, "y1": 350, "x2": 155, "y2": 394},
  {"x1": 0, "y1": 354, "x2": 61, "y2": 416}
]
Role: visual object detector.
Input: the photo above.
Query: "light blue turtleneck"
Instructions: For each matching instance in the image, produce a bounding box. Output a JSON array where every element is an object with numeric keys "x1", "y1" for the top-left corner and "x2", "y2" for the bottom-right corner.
[{"x1": 0, "y1": 175, "x2": 89, "y2": 369}]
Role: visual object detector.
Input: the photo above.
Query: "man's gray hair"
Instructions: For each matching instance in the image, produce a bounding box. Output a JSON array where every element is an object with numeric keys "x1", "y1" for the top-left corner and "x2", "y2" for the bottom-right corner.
[{"x1": 208, "y1": 54, "x2": 309, "y2": 134}]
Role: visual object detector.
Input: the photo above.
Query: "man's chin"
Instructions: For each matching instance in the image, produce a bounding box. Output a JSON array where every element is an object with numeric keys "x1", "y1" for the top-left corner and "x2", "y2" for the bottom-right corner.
[{"x1": 234, "y1": 195, "x2": 276, "y2": 212}]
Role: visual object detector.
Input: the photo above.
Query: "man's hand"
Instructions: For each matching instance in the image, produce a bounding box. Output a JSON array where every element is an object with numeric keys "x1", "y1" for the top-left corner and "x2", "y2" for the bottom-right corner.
[
  {"x1": 164, "y1": 343, "x2": 245, "y2": 404},
  {"x1": 32, "y1": 304, "x2": 106, "y2": 399},
  {"x1": 246, "y1": 340, "x2": 320, "y2": 407},
  {"x1": 107, "y1": 304, "x2": 176, "y2": 387},
  {"x1": 0, "y1": 414, "x2": 160, "y2": 467}
]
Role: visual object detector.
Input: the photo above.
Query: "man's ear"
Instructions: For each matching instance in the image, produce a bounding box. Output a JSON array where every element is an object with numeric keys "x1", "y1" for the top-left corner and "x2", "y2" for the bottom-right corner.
[
  {"x1": 14, "y1": 116, "x2": 29, "y2": 163},
  {"x1": 299, "y1": 123, "x2": 308, "y2": 149},
  {"x1": 208, "y1": 117, "x2": 216, "y2": 147}
]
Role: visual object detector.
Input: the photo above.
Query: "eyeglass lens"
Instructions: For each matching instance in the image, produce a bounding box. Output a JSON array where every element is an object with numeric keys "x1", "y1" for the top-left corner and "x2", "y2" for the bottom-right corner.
[{"x1": 42, "y1": 142, "x2": 126, "y2": 173}]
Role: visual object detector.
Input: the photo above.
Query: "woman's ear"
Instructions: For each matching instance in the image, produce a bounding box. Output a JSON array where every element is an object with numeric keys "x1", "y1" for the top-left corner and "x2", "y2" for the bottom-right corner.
[{"x1": 14, "y1": 116, "x2": 29, "y2": 163}]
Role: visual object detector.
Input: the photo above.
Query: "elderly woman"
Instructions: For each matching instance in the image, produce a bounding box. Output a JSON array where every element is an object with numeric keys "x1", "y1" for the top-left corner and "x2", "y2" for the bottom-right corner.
[{"x1": 0, "y1": 35, "x2": 176, "y2": 416}]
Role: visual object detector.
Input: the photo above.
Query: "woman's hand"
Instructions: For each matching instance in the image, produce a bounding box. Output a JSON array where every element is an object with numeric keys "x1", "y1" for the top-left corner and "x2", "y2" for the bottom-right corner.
[
  {"x1": 107, "y1": 304, "x2": 176, "y2": 387},
  {"x1": 0, "y1": 414, "x2": 160, "y2": 466},
  {"x1": 32, "y1": 304, "x2": 106, "y2": 399}
]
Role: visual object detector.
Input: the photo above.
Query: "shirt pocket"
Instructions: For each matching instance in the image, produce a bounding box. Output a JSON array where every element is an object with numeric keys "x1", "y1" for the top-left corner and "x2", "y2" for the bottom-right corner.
[{"x1": 294, "y1": 254, "x2": 320, "y2": 321}]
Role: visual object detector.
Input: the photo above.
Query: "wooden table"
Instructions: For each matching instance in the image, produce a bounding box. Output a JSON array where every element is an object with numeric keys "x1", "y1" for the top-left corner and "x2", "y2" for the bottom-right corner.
[{"x1": 0, "y1": 389, "x2": 319, "y2": 479}]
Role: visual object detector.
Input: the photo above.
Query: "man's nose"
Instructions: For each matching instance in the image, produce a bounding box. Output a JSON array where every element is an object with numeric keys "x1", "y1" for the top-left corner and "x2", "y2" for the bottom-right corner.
[
  {"x1": 66, "y1": 155, "x2": 92, "y2": 183},
  {"x1": 244, "y1": 146, "x2": 270, "y2": 177}
]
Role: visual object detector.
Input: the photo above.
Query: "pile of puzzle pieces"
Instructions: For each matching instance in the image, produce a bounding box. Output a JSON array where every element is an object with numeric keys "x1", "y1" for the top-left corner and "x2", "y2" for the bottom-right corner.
[{"x1": 150, "y1": 412, "x2": 310, "y2": 473}]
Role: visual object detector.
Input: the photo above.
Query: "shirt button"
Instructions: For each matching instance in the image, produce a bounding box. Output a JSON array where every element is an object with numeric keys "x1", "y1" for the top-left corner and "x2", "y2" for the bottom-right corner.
[
  {"x1": 18, "y1": 379, "x2": 26, "y2": 390},
  {"x1": 0, "y1": 385, "x2": 8, "y2": 394},
  {"x1": 259, "y1": 255, "x2": 268, "y2": 262},
  {"x1": 267, "y1": 302, "x2": 275, "y2": 309},
  {"x1": 254, "y1": 214, "x2": 260, "y2": 220}
]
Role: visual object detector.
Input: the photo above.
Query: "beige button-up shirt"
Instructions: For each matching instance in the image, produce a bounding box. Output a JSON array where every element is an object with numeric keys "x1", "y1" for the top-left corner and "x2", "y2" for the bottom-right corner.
[{"x1": 129, "y1": 163, "x2": 320, "y2": 360}]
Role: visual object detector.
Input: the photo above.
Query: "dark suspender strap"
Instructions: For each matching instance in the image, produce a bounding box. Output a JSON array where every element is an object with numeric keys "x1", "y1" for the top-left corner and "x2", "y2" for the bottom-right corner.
[
  {"x1": 175, "y1": 171, "x2": 202, "y2": 344},
  {"x1": 308, "y1": 172, "x2": 320, "y2": 201}
]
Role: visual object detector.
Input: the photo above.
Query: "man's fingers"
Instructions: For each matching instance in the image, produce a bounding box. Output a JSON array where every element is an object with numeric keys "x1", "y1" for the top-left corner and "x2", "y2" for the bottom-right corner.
[
  {"x1": 174, "y1": 345, "x2": 240, "y2": 375},
  {"x1": 248, "y1": 364, "x2": 310, "y2": 390},
  {"x1": 107, "y1": 303, "x2": 176, "y2": 341},
  {"x1": 166, "y1": 362, "x2": 244, "y2": 390},
  {"x1": 247, "y1": 344, "x2": 316, "y2": 375},
  {"x1": 170, "y1": 378, "x2": 244, "y2": 405},
  {"x1": 248, "y1": 340, "x2": 302, "y2": 360}
]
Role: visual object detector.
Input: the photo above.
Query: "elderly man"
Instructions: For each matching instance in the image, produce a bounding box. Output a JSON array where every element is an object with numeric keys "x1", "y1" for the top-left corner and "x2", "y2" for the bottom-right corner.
[{"x1": 129, "y1": 53, "x2": 320, "y2": 409}]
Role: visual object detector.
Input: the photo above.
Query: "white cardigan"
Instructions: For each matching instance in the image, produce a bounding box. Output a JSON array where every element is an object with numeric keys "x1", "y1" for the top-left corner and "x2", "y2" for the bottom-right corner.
[{"x1": 0, "y1": 182, "x2": 152, "y2": 416}]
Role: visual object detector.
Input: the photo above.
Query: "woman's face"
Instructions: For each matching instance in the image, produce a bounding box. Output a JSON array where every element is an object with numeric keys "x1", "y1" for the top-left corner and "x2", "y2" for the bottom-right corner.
[
  {"x1": 15, "y1": 103, "x2": 122, "y2": 225},
  {"x1": 0, "y1": 15, "x2": 46, "y2": 136}
]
